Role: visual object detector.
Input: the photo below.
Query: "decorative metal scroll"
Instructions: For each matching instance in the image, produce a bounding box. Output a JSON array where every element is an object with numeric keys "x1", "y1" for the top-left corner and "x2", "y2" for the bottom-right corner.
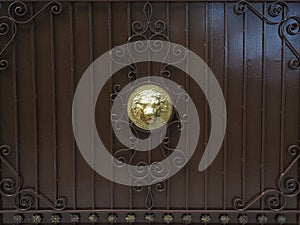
[
  {"x1": 115, "y1": 1, "x2": 170, "y2": 82},
  {"x1": 110, "y1": 1, "x2": 188, "y2": 210},
  {"x1": 234, "y1": 0, "x2": 300, "y2": 70},
  {"x1": 128, "y1": 2, "x2": 168, "y2": 42},
  {"x1": 0, "y1": 0, "x2": 62, "y2": 71},
  {"x1": 0, "y1": 145, "x2": 67, "y2": 211},
  {"x1": 233, "y1": 145, "x2": 300, "y2": 211}
]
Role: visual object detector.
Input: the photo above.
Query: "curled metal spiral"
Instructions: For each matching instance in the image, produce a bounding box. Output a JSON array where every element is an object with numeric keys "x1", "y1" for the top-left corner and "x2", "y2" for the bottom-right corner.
[
  {"x1": 0, "y1": 1, "x2": 62, "y2": 71},
  {"x1": 268, "y1": 1, "x2": 289, "y2": 19},
  {"x1": 0, "y1": 22, "x2": 10, "y2": 36},
  {"x1": 0, "y1": 145, "x2": 67, "y2": 211},
  {"x1": 233, "y1": 144, "x2": 300, "y2": 211},
  {"x1": 129, "y1": 1, "x2": 168, "y2": 42},
  {"x1": 112, "y1": 148, "x2": 133, "y2": 168},
  {"x1": 233, "y1": 189, "x2": 286, "y2": 212},
  {"x1": 54, "y1": 197, "x2": 68, "y2": 210},
  {"x1": 14, "y1": 190, "x2": 35, "y2": 211},
  {"x1": 0, "y1": 145, "x2": 22, "y2": 197},
  {"x1": 0, "y1": 17, "x2": 17, "y2": 70},
  {"x1": 264, "y1": 192, "x2": 285, "y2": 211},
  {"x1": 234, "y1": 0, "x2": 300, "y2": 70},
  {"x1": 281, "y1": 178, "x2": 299, "y2": 196},
  {"x1": 234, "y1": 0, "x2": 289, "y2": 25},
  {"x1": 160, "y1": 64, "x2": 171, "y2": 78},
  {"x1": 0, "y1": 59, "x2": 9, "y2": 71},
  {"x1": 286, "y1": 17, "x2": 300, "y2": 36},
  {"x1": 0, "y1": 145, "x2": 12, "y2": 156},
  {"x1": 110, "y1": 77, "x2": 189, "y2": 210},
  {"x1": 0, "y1": 178, "x2": 18, "y2": 196},
  {"x1": 277, "y1": 145, "x2": 300, "y2": 196},
  {"x1": 126, "y1": 1, "x2": 169, "y2": 83},
  {"x1": 155, "y1": 181, "x2": 166, "y2": 192},
  {"x1": 288, "y1": 59, "x2": 300, "y2": 70},
  {"x1": 279, "y1": 16, "x2": 300, "y2": 69},
  {"x1": 8, "y1": 1, "x2": 62, "y2": 24},
  {"x1": 111, "y1": 91, "x2": 182, "y2": 209},
  {"x1": 13, "y1": 189, "x2": 67, "y2": 211}
]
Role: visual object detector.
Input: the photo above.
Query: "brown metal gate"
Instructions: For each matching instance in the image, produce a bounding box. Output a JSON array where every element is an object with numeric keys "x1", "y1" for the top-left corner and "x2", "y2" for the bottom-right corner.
[{"x1": 0, "y1": 0, "x2": 300, "y2": 224}]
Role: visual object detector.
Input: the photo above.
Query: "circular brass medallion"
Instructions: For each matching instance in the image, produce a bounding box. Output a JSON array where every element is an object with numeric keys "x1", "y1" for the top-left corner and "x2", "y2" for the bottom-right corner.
[{"x1": 127, "y1": 84, "x2": 173, "y2": 131}]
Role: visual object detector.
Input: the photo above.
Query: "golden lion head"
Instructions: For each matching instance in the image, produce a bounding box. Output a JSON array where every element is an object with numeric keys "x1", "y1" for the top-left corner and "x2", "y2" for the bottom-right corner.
[{"x1": 131, "y1": 89, "x2": 169, "y2": 125}]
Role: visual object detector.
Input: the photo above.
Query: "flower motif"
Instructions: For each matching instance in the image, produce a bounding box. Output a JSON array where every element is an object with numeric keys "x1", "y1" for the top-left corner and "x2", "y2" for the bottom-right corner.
[
  {"x1": 238, "y1": 215, "x2": 248, "y2": 225},
  {"x1": 125, "y1": 214, "x2": 136, "y2": 223},
  {"x1": 13, "y1": 214, "x2": 24, "y2": 224},
  {"x1": 182, "y1": 214, "x2": 192, "y2": 224},
  {"x1": 219, "y1": 215, "x2": 230, "y2": 224},
  {"x1": 107, "y1": 214, "x2": 118, "y2": 224},
  {"x1": 70, "y1": 214, "x2": 80, "y2": 223},
  {"x1": 276, "y1": 214, "x2": 287, "y2": 225},
  {"x1": 145, "y1": 213, "x2": 155, "y2": 223},
  {"x1": 50, "y1": 214, "x2": 62, "y2": 224},
  {"x1": 257, "y1": 214, "x2": 268, "y2": 224},
  {"x1": 88, "y1": 214, "x2": 98, "y2": 223},
  {"x1": 31, "y1": 214, "x2": 43, "y2": 224},
  {"x1": 201, "y1": 215, "x2": 211, "y2": 224},
  {"x1": 163, "y1": 214, "x2": 173, "y2": 224}
]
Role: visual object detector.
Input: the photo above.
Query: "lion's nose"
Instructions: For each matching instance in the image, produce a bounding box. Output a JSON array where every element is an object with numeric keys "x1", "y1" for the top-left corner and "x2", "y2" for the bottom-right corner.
[{"x1": 143, "y1": 106, "x2": 156, "y2": 116}]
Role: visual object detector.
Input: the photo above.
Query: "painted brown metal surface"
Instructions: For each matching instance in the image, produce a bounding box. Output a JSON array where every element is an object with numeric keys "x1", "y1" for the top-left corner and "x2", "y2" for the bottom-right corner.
[{"x1": 0, "y1": 1, "x2": 299, "y2": 224}]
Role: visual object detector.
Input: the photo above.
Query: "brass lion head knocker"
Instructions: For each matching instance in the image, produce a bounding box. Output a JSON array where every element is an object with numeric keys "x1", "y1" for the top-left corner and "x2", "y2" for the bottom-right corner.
[{"x1": 127, "y1": 84, "x2": 173, "y2": 131}]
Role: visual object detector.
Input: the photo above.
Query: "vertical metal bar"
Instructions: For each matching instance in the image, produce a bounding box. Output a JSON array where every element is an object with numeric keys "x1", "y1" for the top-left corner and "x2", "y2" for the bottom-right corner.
[
  {"x1": 88, "y1": 2, "x2": 95, "y2": 210},
  {"x1": 69, "y1": 2, "x2": 77, "y2": 210},
  {"x1": 279, "y1": 9, "x2": 286, "y2": 179},
  {"x1": 260, "y1": 2, "x2": 266, "y2": 210},
  {"x1": 241, "y1": 7, "x2": 247, "y2": 207},
  {"x1": 204, "y1": 2, "x2": 208, "y2": 210},
  {"x1": 31, "y1": 2, "x2": 39, "y2": 210},
  {"x1": 298, "y1": 40, "x2": 300, "y2": 225},
  {"x1": 108, "y1": 2, "x2": 114, "y2": 210},
  {"x1": 12, "y1": 37, "x2": 19, "y2": 210},
  {"x1": 49, "y1": 8, "x2": 58, "y2": 202},
  {"x1": 147, "y1": 1, "x2": 152, "y2": 209},
  {"x1": 166, "y1": 1, "x2": 170, "y2": 210},
  {"x1": 222, "y1": 2, "x2": 228, "y2": 210},
  {"x1": 127, "y1": 1, "x2": 133, "y2": 210},
  {"x1": 279, "y1": 7, "x2": 286, "y2": 210},
  {"x1": 147, "y1": 0, "x2": 151, "y2": 84},
  {"x1": 185, "y1": 2, "x2": 189, "y2": 211},
  {"x1": 147, "y1": 3, "x2": 152, "y2": 186}
]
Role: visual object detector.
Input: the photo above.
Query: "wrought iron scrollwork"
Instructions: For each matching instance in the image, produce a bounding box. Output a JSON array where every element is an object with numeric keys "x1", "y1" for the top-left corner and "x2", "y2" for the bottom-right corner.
[
  {"x1": 128, "y1": 1, "x2": 168, "y2": 42},
  {"x1": 0, "y1": 0, "x2": 62, "y2": 71},
  {"x1": 110, "y1": 1, "x2": 190, "y2": 210},
  {"x1": 279, "y1": 16, "x2": 300, "y2": 69},
  {"x1": 0, "y1": 16, "x2": 16, "y2": 71},
  {"x1": 233, "y1": 144, "x2": 300, "y2": 211},
  {"x1": 0, "y1": 145, "x2": 67, "y2": 211},
  {"x1": 123, "y1": 1, "x2": 169, "y2": 82},
  {"x1": 111, "y1": 101, "x2": 187, "y2": 210},
  {"x1": 234, "y1": 0, "x2": 300, "y2": 70},
  {"x1": 111, "y1": 80, "x2": 189, "y2": 209},
  {"x1": 234, "y1": 0, "x2": 289, "y2": 25}
]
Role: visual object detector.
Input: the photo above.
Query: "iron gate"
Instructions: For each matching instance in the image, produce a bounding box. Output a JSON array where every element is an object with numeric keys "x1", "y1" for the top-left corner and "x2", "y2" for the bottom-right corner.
[{"x1": 0, "y1": 0, "x2": 300, "y2": 224}]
